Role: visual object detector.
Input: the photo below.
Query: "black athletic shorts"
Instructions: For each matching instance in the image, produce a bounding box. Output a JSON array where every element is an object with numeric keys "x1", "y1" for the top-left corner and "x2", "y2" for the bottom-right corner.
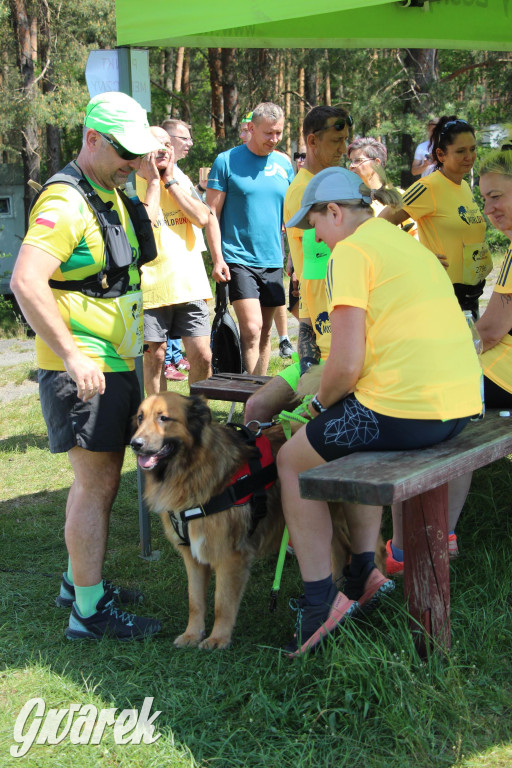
[
  {"x1": 306, "y1": 393, "x2": 470, "y2": 463},
  {"x1": 38, "y1": 369, "x2": 141, "y2": 453},
  {"x1": 227, "y1": 264, "x2": 285, "y2": 307}
]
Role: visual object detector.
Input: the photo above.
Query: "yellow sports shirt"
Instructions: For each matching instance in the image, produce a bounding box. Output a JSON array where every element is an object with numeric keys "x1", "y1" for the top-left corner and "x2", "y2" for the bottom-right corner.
[
  {"x1": 299, "y1": 277, "x2": 331, "y2": 361},
  {"x1": 401, "y1": 170, "x2": 489, "y2": 285},
  {"x1": 136, "y1": 171, "x2": 212, "y2": 309},
  {"x1": 23, "y1": 181, "x2": 142, "y2": 373},
  {"x1": 325, "y1": 217, "x2": 482, "y2": 419},
  {"x1": 284, "y1": 168, "x2": 313, "y2": 281},
  {"x1": 481, "y1": 246, "x2": 512, "y2": 394}
]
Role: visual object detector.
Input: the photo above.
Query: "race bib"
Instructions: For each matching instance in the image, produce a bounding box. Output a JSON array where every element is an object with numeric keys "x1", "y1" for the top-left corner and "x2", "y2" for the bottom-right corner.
[
  {"x1": 113, "y1": 291, "x2": 144, "y2": 358},
  {"x1": 462, "y1": 242, "x2": 493, "y2": 286}
]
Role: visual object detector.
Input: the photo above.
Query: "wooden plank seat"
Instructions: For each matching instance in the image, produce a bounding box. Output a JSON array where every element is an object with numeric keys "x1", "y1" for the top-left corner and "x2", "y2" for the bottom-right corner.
[
  {"x1": 190, "y1": 372, "x2": 272, "y2": 403},
  {"x1": 298, "y1": 409, "x2": 512, "y2": 656}
]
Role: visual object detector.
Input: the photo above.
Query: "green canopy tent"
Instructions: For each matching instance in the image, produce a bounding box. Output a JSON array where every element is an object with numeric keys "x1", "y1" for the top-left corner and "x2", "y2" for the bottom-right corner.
[{"x1": 115, "y1": 0, "x2": 512, "y2": 51}]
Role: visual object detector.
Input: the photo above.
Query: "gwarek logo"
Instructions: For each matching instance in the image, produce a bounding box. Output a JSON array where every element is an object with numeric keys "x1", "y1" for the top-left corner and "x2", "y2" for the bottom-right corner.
[{"x1": 10, "y1": 696, "x2": 161, "y2": 757}]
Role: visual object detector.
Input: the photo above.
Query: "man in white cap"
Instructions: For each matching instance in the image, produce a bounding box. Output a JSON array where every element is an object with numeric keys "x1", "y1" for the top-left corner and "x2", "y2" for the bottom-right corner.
[{"x1": 11, "y1": 91, "x2": 163, "y2": 641}]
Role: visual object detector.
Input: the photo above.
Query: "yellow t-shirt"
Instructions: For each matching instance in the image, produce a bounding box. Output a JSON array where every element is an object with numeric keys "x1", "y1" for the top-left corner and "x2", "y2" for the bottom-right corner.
[
  {"x1": 299, "y1": 278, "x2": 331, "y2": 361},
  {"x1": 23, "y1": 181, "x2": 143, "y2": 372},
  {"x1": 325, "y1": 217, "x2": 482, "y2": 419},
  {"x1": 401, "y1": 170, "x2": 489, "y2": 285},
  {"x1": 136, "y1": 170, "x2": 212, "y2": 309},
  {"x1": 284, "y1": 168, "x2": 313, "y2": 281},
  {"x1": 481, "y1": 246, "x2": 512, "y2": 394}
]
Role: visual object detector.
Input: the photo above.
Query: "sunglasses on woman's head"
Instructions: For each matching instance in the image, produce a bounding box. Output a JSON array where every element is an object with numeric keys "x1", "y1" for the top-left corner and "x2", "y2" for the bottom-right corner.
[
  {"x1": 440, "y1": 119, "x2": 470, "y2": 135},
  {"x1": 99, "y1": 133, "x2": 145, "y2": 161},
  {"x1": 313, "y1": 115, "x2": 354, "y2": 134}
]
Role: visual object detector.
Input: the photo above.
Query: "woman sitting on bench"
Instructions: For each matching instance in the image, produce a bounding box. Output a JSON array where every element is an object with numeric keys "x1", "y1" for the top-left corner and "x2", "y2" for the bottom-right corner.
[{"x1": 278, "y1": 166, "x2": 482, "y2": 657}]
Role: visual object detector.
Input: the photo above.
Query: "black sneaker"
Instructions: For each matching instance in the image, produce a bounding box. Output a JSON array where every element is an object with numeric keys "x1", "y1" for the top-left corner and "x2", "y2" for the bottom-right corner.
[
  {"x1": 65, "y1": 593, "x2": 161, "y2": 641},
  {"x1": 279, "y1": 338, "x2": 294, "y2": 358},
  {"x1": 285, "y1": 583, "x2": 358, "y2": 657},
  {"x1": 56, "y1": 573, "x2": 144, "y2": 609}
]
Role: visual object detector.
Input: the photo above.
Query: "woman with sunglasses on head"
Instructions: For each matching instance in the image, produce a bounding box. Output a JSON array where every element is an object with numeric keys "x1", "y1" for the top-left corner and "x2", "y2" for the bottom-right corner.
[
  {"x1": 279, "y1": 167, "x2": 481, "y2": 656},
  {"x1": 380, "y1": 116, "x2": 491, "y2": 319}
]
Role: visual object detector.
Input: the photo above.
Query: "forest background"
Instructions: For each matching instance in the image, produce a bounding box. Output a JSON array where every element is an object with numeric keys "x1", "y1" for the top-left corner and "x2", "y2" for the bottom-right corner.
[{"x1": 2, "y1": 0, "x2": 512, "y2": 233}]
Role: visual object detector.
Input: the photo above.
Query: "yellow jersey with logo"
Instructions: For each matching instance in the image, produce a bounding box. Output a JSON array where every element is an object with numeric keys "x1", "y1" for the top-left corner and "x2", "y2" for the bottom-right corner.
[
  {"x1": 136, "y1": 170, "x2": 212, "y2": 309},
  {"x1": 284, "y1": 168, "x2": 313, "y2": 281},
  {"x1": 401, "y1": 170, "x2": 489, "y2": 285},
  {"x1": 299, "y1": 278, "x2": 331, "y2": 361},
  {"x1": 325, "y1": 217, "x2": 482, "y2": 419},
  {"x1": 481, "y1": 246, "x2": 512, "y2": 394},
  {"x1": 23, "y1": 180, "x2": 142, "y2": 372}
]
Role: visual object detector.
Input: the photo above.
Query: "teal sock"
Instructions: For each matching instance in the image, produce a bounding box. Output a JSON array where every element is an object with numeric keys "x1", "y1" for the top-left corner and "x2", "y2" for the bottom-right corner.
[
  {"x1": 66, "y1": 558, "x2": 73, "y2": 585},
  {"x1": 391, "y1": 541, "x2": 404, "y2": 563},
  {"x1": 74, "y1": 582, "x2": 105, "y2": 618}
]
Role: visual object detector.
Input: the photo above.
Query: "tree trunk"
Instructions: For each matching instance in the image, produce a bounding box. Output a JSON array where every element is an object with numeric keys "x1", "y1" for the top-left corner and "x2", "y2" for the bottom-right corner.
[
  {"x1": 172, "y1": 47, "x2": 184, "y2": 118},
  {"x1": 221, "y1": 48, "x2": 238, "y2": 142},
  {"x1": 163, "y1": 48, "x2": 174, "y2": 118},
  {"x1": 298, "y1": 56, "x2": 305, "y2": 149},
  {"x1": 285, "y1": 50, "x2": 292, "y2": 156},
  {"x1": 400, "y1": 48, "x2": 438, "y2": 188},
  {"x1": 9, "y1": 0, "x2": 40, "y2": 227},
  {"x1": 208, "y1": 47, "x2": 224, "y2": 139},
  {"x1": 182, "y1": 48, "x2": 190, "y2": 122},
  {"x1": 40, "y1": 1, "x2": 60, "y2": 177},
  {"x1": 323, "y1": 50, "x2": 331, "y2": 106}
]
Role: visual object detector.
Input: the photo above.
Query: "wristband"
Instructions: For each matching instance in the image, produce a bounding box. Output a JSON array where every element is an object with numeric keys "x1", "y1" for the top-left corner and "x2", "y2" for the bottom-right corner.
[
  {"x1": 164, "y1": 179, "x2": 179, "y2": 189},
  {"x1": 310, "y1": 395, "x2": 327, "y2": 414}
]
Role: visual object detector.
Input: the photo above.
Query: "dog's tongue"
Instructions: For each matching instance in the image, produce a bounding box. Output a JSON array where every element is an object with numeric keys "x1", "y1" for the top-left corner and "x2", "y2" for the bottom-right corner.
[{"x1": 138, "y1": 454, "x2": 159, "y2": 470}]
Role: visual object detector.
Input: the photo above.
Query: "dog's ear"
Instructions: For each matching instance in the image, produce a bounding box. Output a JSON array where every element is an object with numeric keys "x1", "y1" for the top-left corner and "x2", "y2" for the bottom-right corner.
[{"x1": 186, "y1": 395, "x2": 212, "y2": 444}]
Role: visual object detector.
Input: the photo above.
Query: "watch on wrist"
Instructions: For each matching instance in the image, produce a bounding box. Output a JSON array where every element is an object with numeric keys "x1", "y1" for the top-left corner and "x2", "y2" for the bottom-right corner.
[
  {"x1": 310, "y1": 395, "x2": 327, "y2": 414},
  {"x1": 164, "y1": 179, "x2": 179, "y2": 189}
]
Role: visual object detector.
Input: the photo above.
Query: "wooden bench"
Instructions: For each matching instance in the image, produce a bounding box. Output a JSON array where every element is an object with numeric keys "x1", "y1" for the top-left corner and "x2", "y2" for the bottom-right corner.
[
  {"x1": 298, "y1": 409, "x2": 512, "y2": 657},
  {"x1": 190, "y1": 372, "x2": 271, "y2": 404}
]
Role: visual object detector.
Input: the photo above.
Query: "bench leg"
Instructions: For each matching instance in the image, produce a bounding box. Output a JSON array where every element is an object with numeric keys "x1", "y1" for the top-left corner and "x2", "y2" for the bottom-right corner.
[{"x1": 402, "y1": 483, "x2": 450, "y2": 657}]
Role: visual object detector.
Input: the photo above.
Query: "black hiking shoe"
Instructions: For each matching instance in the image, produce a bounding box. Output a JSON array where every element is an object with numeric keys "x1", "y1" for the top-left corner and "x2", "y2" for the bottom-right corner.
[
  {"x1": 55, "y1": 573, "x2": 144, "y2": 608},
  {"x1": 65, "y1": 593, "x2": 161, "y2": 641}
]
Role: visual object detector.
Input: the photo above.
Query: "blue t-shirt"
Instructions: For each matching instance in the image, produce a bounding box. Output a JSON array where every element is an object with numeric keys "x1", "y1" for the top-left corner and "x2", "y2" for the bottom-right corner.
[{"x1": 207, "y1": 144, "x2": 294, "y2": 268}]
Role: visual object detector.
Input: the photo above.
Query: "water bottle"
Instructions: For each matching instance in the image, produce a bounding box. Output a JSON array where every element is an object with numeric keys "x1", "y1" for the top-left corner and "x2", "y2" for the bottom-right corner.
[{"x1": 464, "y1": 310, "x2": 485, "y2": 420}]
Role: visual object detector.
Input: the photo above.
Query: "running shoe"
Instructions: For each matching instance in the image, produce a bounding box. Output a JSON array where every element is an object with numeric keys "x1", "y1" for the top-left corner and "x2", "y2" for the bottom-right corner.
[
  {"x1": 65, "y1": 593, "x2": 161, "y2": 641},
  {"x1": 164, "y1": 363, "x2": 187, "y2": 381},
  {"x1": 343, "y1": 563, "x2": 395, "y2": 614},
  {"x1": 385, "y1": 534, "x2": 459, "y2": 577},
  {"x1": 285, "y1": 582, "x2": 358, "y2": 657},
  {"x1": 175, "y1": 357, "x2": 190, "y2": 372},
  {"x1": 279, "y1": 339, "x2": 294, "y2": 359}
]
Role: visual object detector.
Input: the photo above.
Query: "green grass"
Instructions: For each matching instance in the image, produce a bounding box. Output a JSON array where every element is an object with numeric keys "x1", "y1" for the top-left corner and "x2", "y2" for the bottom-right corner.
[{"x1": 1, "y1": 375, "x2": 512, "y2": 767}]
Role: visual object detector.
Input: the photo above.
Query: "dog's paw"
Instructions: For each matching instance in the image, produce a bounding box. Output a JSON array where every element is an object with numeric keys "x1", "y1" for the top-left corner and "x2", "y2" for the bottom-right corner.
[
  {"x1": 198, "y1": 634, "x2": 232, "y2": 650},
  {"x1": 173, "y1": 630, "x2": 206, "y2": 648}
]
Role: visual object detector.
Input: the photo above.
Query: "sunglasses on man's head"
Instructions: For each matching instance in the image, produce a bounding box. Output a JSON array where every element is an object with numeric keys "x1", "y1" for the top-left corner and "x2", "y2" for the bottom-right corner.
[
  {"x1": 313, "y1": 115, "x2": 354, "y2": 134},
  {"x1": 99, "y1": 132, "x2": 145, "y2": 161},
  {"x1": 294, "y1": 152, "x2": 306, "y2": 161}
]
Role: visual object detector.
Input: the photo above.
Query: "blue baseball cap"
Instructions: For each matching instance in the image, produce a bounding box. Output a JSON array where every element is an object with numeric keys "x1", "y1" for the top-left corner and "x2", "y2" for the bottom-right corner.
[{"x1": 286, "y1": 167, "x2": 371, "y2": 230}]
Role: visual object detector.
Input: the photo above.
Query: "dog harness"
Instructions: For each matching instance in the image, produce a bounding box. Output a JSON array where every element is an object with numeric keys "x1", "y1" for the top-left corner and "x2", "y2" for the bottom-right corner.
[{"x1": 169, "y1": 424, "x2": 277, "y2": 546}]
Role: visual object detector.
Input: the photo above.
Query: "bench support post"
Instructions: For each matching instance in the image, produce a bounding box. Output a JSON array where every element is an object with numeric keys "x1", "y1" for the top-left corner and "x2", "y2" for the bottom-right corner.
[{"x1": 402, "y1": 482, "x2": 451, "y2": 657}]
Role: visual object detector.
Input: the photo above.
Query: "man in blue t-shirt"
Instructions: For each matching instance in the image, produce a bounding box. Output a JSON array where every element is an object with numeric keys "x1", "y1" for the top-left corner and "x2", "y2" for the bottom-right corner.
[{"x1": 207, "y1": 102, "x2": 294, "y2": 375}]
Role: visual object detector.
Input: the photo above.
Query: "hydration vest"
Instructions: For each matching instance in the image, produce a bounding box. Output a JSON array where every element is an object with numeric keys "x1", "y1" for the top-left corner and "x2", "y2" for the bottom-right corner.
[{"x1": 29, "y1": 161, "x2": 157, "y2": 298}]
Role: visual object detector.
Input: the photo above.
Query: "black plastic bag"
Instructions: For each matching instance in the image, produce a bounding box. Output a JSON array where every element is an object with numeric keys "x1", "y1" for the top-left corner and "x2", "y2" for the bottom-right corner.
[{"x1": 210, "y1": 282, "x2": 244, "y2": 374}]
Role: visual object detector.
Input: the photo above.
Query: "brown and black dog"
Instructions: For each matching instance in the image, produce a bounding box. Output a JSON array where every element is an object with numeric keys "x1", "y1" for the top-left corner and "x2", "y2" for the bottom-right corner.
[{"x1": 131, "y1": 391, "x2": 384, "y2": 649}]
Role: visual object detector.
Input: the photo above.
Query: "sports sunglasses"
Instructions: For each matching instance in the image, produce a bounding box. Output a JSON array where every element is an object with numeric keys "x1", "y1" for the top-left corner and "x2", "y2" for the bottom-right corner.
[{"x1": 99, "y1": 132, "x2": 146, "y2": 161}]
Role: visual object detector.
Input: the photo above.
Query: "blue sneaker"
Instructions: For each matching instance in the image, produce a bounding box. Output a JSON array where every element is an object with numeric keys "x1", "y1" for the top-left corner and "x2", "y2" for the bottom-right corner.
[{"x1": 65, "y1": 593, "x2": 161, "y2": 641}]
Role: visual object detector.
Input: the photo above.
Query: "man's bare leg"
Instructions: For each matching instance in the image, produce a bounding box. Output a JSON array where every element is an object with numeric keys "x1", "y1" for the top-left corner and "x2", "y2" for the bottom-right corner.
[
  {"x1": 143, "y1": 340, "x2": 167, "y2": 395},
  {"x1": 256, "y1": 305, "x2": 277, "y2": 375},
  {"x1": 232, "y1": 297, "x2": 263, "y2": 374},
  {"x1": 65, "y1": 447, "x2": 125, "y2": 587},
  {"x1": 182, "y1": 335, "x2": 212, "y2": 385}
]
